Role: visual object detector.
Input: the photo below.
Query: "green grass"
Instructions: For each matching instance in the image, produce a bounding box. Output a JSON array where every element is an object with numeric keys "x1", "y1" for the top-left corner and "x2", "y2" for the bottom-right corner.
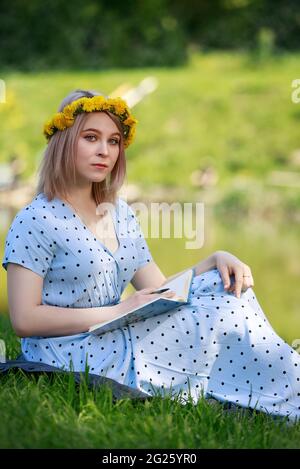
[
  {"x1": 1, "y1": 50, "x2": 299, "y2": 232},
  {"x1": 1, "y1": 51, "x2": 300, "y2": 188},
  {"x1": 0, "y1": 315, "x2": 299, "y2": 449}
]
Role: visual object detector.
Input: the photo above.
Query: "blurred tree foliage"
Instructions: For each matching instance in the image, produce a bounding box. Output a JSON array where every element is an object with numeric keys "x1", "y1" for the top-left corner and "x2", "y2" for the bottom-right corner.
[
  {"x1": 0, "y1": 0, "x2": 187, "y2": 69},
  {"x1": 0, "y1": 0, "x2": 299, "y2": 70},
  {"x1": 171, "y1": 0, "x2": 300, "y2": 51}
]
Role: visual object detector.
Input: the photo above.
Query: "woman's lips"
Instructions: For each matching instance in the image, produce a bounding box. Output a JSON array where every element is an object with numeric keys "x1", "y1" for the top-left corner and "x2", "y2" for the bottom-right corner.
[{"x1": 92, "y1": 164, "x2": 108, "y2": 169}]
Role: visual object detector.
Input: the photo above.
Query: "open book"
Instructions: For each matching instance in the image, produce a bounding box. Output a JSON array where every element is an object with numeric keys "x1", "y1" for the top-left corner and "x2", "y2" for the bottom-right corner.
[{"x1": 89, "y1": 268, "x2": 195, "y2": 335}]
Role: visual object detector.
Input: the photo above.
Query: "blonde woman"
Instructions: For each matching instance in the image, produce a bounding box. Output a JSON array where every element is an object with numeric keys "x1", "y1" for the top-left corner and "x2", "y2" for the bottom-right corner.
[{"x1": 2, "y1": 89, "x2": 300, "y2": 421}]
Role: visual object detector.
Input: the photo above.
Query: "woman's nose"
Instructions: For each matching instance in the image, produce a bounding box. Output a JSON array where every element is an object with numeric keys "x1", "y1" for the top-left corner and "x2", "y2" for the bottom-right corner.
[{"x1": 96, "y1": 140, "x2": 109, "y2": 155}]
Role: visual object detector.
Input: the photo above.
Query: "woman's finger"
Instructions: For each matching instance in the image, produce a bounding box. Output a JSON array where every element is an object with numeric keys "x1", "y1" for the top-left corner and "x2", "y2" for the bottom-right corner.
[
  {"x1": 141, "y1": 287, "x2": 157, "y2": 294},
  {"x1": 148, "y1": 291, "x2": 175, "y2": 300},
  {"x1": 233, "y1": 266, "x2": 244, "y2": 298},
  {"x1": 218, "y1": 265, "x2": 231, "y2": 290},
  {"x1": 242, "y1": 277, "x2": 254, "y2": 291},
  {"x1": 241, "y1": 264, "x2": 254, "y2": 291},
  {"x1": 241, "y1": 282, "x2": 250, "y2": 292}
]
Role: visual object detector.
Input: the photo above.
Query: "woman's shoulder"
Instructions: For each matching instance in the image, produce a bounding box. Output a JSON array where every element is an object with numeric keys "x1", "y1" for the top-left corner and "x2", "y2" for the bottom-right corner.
[
  {"x1": 3, "y1": 193, "x2": 57, "y2": 275},
  {"x1": 9, "y1": 193, "x2": 58, "y2": 230}
]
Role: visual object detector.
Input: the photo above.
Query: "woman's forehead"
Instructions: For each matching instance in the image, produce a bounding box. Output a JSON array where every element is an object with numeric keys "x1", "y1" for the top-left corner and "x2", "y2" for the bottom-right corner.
[{"x1": 83, "y1": 112, "x2": 120, "y2": 133}]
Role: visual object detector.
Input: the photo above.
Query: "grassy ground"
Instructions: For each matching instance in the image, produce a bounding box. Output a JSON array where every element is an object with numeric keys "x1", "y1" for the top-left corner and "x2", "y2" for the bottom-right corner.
[
  {"x1": 0, "y1": 315, "x2": 299, "y2": 449},
  {"x1": 1, "y1": 51, "x2": 300, "y2": 189},
  {"x1": 1, "y1": 51, "x2": 300, "y2": 235}
]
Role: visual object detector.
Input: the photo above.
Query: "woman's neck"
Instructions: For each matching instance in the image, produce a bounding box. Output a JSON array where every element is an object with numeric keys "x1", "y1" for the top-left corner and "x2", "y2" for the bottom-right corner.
[{"x1": 64, "y1": 184, "x2": 95, "y2": 211}]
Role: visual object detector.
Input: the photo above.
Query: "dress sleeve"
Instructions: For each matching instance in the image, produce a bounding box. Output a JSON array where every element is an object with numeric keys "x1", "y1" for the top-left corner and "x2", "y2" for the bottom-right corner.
[
  {"x1": 2, "y1": 208, "x2": 55, "y2": 278},
  {"x1": 125, "y1": 202, "x2": 153, "y2": 270}
]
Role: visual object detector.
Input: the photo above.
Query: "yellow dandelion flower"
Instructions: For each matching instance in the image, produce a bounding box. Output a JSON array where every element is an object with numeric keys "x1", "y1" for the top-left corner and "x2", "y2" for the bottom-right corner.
[
  {"x1": 70, "y1": 102, "x2": 79, "y2": 114},
  {"x1": 44, "y1": 121, "x2": 54, "y2": 136},
  {"x1": 123, "y1": 116, "x2": 137, "y2": 126},
  {"x1": 91, "y1": 96, "x2": 105, "y2": 108},
  {"x1": 108, "y1": 98, "x2": 125, "y2": 115},
  {"x1": 100, "y1": 101, "x2": 111, "y2": 111},
  {"x1": 63, "y1": 104, "x2": 76, "y2": 120},
  {"x1": 64, "y1": 117, "x2": 75, "y2": 128},
  {"x1": 115, "y1": 103, "x2": 126, "y2": 115},
  {"x1": 82, "y1": 100, "x2": 97, "y2": 112},
  {"x1": 53, "y1": 113, "x2": 67, "y2": 130},
  {"x1": 124, "y1": 128, "x2": 135, "y2": 148},
  {"x1": 76, "y1": 97, "x2": 88, "y2": 109}
]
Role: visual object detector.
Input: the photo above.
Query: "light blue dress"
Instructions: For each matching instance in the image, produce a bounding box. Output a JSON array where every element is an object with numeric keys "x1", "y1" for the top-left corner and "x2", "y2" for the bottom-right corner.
[{"x1": 2, "y1": 192, "x2": 300, "y2": 421}]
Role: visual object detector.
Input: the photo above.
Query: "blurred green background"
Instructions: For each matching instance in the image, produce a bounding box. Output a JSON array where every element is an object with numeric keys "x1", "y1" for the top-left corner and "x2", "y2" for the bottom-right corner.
[{"x1": 0, "y1": 0, "x2": 299, "y2": 346}]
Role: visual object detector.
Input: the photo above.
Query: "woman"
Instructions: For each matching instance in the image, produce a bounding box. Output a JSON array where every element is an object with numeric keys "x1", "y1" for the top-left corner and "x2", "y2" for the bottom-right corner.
[{"x1": 2, "y1": 89, "x2": 300, "y2": 422}]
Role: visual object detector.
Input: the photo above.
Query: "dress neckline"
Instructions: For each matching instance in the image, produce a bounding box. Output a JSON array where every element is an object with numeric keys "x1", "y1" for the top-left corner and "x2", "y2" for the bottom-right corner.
[{"x1": 52, "y1": 195, "x2": 121, "y2": 258}]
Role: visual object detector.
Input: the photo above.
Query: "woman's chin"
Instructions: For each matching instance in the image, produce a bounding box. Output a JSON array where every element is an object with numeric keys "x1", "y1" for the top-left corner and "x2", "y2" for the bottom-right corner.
[{"x1": 88, "y1": 173, "x2": 108, "y2": 183}]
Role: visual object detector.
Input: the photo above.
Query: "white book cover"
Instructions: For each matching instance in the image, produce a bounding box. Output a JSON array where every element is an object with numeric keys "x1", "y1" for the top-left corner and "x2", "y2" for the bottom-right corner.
[{"x1": 89, "y1": 268, "x2": 195, "y2": 335}]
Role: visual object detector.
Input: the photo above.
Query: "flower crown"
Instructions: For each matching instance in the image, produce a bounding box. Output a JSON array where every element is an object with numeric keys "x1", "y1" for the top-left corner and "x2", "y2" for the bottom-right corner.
[{"x1": 43, "y1": 95, "x2": 138, "y2": 148}]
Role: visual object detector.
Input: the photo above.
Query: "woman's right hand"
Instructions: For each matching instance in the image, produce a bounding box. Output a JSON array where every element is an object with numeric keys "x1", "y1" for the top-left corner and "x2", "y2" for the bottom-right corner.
[{"x1": 116, "y1": 287, "x2": 176, "y2": 315}]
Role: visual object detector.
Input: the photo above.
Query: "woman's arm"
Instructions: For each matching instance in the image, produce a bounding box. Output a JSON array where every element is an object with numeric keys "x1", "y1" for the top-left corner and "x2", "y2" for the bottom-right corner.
[
  {"x1": 130, "y1": 251, "x2": 254, "y2": 298},
  {"x1": 7, "y1": 264, "x2": 124, "y2": 338},
  {"x1": 164, "y1": 251, "x2": 254, "y2": 298},
  {"x1": 192, "y1": 253, "x2": 217, "y2": 276},
  {"x1": 160, "y1": 253, "x2": 217, "y2": 285},
  {"x1": 131, "y1": 261, "x2": 167, "y2": 291},
  {"x1": 131, "y1": 254, "x2": 217, "y2": 291}
]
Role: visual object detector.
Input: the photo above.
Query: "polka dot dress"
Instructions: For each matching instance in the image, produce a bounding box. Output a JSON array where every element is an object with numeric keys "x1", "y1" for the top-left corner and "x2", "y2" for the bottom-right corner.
[{"x1": 2, "y1": 193, "x2": 300, "y2": 422}]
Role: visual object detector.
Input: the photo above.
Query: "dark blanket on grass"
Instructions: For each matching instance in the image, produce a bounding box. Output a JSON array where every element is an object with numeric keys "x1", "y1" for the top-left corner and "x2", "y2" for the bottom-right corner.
[
  {"x1": 0, "y1": 354, "x2": 152, "y2": 401},
  {"x1": 0, "y1": 355, "x2": 254, "y2": 415}
]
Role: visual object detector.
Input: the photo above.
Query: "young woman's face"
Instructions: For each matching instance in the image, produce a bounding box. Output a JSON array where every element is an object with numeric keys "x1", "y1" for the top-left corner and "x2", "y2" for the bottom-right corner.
[{"x1": 75, "y1": 112, "x2": 121, "y2": 184}]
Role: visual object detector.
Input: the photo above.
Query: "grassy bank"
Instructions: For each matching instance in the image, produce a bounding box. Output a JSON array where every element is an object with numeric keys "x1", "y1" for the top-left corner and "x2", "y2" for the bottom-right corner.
[
  {"x1": 1, "y1": 51, "x2": 300, "y2": 190},
  {"x1": 0, "y1": 314, "x2": 299, "y2": 449}
]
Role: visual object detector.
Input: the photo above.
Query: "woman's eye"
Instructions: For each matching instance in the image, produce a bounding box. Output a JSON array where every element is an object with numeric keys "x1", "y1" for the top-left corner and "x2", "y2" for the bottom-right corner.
[
  {"x1": 109, "y1": 138, "x2": 120, "y2": 145},
  {"x1": 84, "y1": 135, "x2": 119, "y2": 144}
]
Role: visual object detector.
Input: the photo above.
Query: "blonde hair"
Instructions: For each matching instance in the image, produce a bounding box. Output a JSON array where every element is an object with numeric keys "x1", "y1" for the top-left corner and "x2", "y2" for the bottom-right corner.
[{"x1": 36, "y1": 89, "x2": 127, "y2": 205}]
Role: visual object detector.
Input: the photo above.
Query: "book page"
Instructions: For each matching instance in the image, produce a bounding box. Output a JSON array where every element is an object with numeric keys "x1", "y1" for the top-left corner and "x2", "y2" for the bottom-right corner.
[{"x1": 153, "y1": 269, "x2": 193, "y2": 301}]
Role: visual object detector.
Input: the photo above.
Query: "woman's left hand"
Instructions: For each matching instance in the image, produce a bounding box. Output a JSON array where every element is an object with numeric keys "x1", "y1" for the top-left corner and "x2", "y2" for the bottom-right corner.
[{"x1": 214, "y1": 250, "x2": 254, "y2": 298}]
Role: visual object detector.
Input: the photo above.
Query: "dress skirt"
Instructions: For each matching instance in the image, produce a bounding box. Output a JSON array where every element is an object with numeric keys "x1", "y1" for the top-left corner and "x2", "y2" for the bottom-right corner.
[{"x1": 22, "y1": 268, "x2": 300, "y2": 421}]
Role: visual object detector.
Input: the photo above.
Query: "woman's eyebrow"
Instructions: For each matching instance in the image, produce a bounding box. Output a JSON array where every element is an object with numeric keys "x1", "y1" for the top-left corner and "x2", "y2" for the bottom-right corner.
[{"x1": 82, "y1": 127, "x2": 121, "y2": 136}]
